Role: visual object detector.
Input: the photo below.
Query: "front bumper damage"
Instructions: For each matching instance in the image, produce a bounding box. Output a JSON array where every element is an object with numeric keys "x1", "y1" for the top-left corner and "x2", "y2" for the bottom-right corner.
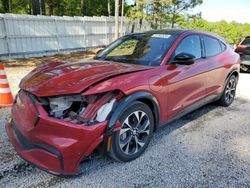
[{"x1": 5, "y1": 90, "x2": 118, "y2": 175}]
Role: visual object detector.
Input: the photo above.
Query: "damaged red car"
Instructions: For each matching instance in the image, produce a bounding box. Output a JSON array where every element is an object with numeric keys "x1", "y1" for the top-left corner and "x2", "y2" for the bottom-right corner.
[{"x1": 6, "y1": 29, "x2": 240, "y2": 175}]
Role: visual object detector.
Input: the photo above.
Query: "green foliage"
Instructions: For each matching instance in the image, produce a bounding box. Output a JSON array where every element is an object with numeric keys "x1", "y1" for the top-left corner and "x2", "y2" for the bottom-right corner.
[
  {"x1": 0, "y1": 0, "x2": 249, "y2": 45},
  {"x1": 181, "y1": 17, "x2": 250, "y2": 44},
  {"x1": 47, "y1": 0, "x2": 76, "y2": 16},
  {"x1": 66, "y1": 0, "x2": 82, "y2": 16},
  {"x1": 0, "y1": 2, "x2": 3, "y2": 13},
  {"x1": 126, "y1": 0, "x2": 202, "y2": 29},
  {"x1": 0, "y1": 0, "x2": 31, "y2": 14},
  {"x1": 127, "y1": 0, "x2": 172, "y2": 29},
  {"x1": 0, "y1": 0, "x2": 129, "y2": 16},
  {"x1": 166, "y1": 0, "x2": 203, "y2": 28}
]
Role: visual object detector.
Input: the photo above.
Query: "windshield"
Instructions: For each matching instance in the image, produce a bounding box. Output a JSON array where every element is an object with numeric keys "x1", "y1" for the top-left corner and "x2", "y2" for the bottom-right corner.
[{"x1": 95, "y1": 33, "x2": 175, "y2": 66}]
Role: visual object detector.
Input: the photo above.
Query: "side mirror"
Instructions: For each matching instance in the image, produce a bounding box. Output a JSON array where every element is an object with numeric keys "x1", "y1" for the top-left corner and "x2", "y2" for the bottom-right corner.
[{"x1": 173, "y1": 53, "x2": 195, "y2": 65}]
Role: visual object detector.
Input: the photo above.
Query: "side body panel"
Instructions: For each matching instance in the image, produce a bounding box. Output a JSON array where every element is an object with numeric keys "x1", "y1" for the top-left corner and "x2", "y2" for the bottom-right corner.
[
  {"x1": 202, "y1": 48, "x2": 240, "y2": 97},
  {"x1": 166, "y1": 59, "x2": 207, "y2": 119}
]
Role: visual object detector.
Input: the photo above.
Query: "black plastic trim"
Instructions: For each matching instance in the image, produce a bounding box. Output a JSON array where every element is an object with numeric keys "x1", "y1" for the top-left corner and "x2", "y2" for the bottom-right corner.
[
  {"x1": 159, "y1": 95, "x2": 220, "y2": 128},
  {"x1": 15, "y1": 152, "x2": 76, "y2": 177},
  {"x1": 222, "y1": 68, "x2": 239, "y2": 94}
]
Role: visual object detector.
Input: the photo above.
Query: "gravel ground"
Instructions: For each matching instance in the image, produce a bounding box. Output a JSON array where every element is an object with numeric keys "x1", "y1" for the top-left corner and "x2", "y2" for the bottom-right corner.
[{"x1": 0, "y1": 65, "x2": 250, "y2": 187}]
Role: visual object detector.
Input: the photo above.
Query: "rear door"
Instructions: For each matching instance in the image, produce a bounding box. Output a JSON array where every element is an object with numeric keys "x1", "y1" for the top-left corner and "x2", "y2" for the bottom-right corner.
[
  {"x1": 167, "y1": 34, "x2": 208, "y2": 119},
  {"x1": 201, "y1": 35, "x2": 228, "y2": 96}
]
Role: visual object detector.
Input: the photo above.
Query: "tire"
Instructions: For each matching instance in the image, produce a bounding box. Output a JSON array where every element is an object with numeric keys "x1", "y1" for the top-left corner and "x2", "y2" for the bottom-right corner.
[
  {"x1": 218, "y1": 75, "x2": 237, "y2": 106},
  {"x1": 110, "y1": 101, "x2": 154, "y2": 162}
]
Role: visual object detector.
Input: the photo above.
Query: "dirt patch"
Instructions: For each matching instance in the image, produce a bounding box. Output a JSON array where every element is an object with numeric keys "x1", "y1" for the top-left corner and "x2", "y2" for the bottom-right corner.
[{"x1": 0, "y1": 48, "x2": 102, "y2": 68}]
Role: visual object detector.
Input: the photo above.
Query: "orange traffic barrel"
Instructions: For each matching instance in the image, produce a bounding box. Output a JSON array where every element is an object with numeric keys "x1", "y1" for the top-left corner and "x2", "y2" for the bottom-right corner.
[{"x1": 0, "y1": 64, "x2": 14, "y2": 107}]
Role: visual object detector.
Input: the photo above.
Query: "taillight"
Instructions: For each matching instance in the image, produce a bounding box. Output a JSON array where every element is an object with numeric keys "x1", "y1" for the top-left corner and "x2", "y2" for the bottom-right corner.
[{"x1": 237, "y1": 44, "x2": 247, "y2": 49}]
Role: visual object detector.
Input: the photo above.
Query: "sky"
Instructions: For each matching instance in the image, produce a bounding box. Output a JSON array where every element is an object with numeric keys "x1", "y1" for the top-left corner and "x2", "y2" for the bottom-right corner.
[
  {"x1": 193, "y1": 0, "x2": 250, "y2": 23},
  {"x1": 126, "y1": 0, "x2": 250, "y2": 24}
]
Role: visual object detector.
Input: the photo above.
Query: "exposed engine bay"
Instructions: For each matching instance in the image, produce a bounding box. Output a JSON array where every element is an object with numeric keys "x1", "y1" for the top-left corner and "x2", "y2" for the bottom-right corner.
[{"x1": 38, "y1": 91, "x2": 122, "y2": 125}]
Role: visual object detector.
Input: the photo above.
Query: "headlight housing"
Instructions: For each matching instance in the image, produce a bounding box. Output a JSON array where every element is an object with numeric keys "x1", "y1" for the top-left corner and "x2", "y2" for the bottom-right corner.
[{"x1": 40, "y1": 91, "x2": 123, "y2": 125}]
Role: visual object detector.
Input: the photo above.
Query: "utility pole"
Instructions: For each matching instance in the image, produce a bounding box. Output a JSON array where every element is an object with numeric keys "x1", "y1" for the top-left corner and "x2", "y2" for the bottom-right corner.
[
  {"x1": 115, "y1": 0, "x2": 119, "y2": 39},
  {"x1": 120, "y1": 0, "x2": 124, "y2": 36}
]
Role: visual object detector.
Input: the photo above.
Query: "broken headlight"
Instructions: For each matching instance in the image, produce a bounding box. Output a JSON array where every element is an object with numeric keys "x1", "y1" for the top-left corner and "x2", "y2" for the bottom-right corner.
[{"x1": 40, "y1": 91, "x2": 122, "y2": 125}]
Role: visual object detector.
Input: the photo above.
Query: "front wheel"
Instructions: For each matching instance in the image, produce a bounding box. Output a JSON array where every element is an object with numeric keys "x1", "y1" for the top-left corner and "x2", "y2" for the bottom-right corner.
[
  {"x1": 218, "y1": 75, "x2": 237, "y2": 106},
  {"x1": 110, "y1": 101, "x2": 154, "y2": 162}
]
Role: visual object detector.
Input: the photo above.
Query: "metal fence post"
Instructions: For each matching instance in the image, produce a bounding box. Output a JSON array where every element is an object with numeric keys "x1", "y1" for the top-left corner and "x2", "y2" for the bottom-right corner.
[
  {"x1": 82, "y1": 18, "x2": 86, "y2": 49},
  {"x1": 2, "y1": 16, "x2": 11, "y2": 60},
  {"x1": 105, "y1": 17, "x2": 108, "y2": 46},
  {"x1": 53, "y1": 17, "x2": 60, "y2": 53}
]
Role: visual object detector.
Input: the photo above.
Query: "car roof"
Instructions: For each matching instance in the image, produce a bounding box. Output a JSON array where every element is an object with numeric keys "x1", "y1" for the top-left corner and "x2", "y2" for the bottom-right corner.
[
  {"x1": 127, "y1": 29, "x2": 220, "y2": 38},
  {"x1": 126, "y1": 29, "x2": 227, "y2": 44},
  {"x1": 127, "y1": 29, "x2": 188, "y2": 37}
]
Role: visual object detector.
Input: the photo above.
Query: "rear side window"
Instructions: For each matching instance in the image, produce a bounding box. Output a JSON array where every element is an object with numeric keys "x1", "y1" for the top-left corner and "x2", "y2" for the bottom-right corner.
[
  {"x1": 241, "y1": 38, "x2": 250, "y2": 45},
  {"x1": 175, "y1": 35, "x2": 202, "y2": 59},
  {"x1": 203, "y1": 36, "x2": 223, "y2": 57}
]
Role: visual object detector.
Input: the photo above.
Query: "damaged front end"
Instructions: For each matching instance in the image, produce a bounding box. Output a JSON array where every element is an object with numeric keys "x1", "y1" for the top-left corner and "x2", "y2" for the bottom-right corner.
[
  {"x1": 38, "y1": 90, "x2": 123, "y2": 126},
  {"x1": 6, "y1": 89, "x2": 124, "y2": 175}
]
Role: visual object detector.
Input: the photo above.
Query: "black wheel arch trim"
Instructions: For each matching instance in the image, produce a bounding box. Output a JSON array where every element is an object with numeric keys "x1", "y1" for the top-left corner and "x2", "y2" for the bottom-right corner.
[
  {"x1": 101, "y1": 91, "x2": 160, "y2": 156},
  {"x1": 226, "y1": 68, "x2": 239, "y2": 81},
  {"x1": 223, "y1": 68, "x2": 239, "y2": 89}
]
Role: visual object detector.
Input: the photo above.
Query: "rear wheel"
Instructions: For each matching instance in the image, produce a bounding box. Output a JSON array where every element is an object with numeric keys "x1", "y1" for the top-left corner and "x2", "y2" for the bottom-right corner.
[
  {"x1": 110, "y1": 101, "x2": 154, "y2": 162},
  {"x1": 218, "y1": 75, "x2": 237, "y2": 106}
]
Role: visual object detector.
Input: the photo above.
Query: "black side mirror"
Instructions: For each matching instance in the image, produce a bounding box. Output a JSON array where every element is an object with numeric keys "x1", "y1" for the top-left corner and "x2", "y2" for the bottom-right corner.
[{"x1": 173, "y1": 53, "x2": 195, "y2": 65}]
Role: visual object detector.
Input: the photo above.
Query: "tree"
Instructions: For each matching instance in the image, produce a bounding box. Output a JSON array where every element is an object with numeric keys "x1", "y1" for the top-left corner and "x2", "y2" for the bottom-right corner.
[
  {"x1": 81, "y1": 0, "x2": 88, "y2": 16},
  {"x1": 31, "y1": 0, "x2": 40, "y2": 15},
  {"x1": 47, "y1": 0, "x2": 67, "y2": 16},
  {"x1": 0, "y1": 0, "x2": 130, "y2": 16},
  {"x1": 166, "y1": 0, "x2": 203, "y2": 28},
  {"x1": 40, "y1": 0, "x2": 46, "y2": 15},
  {"x1": 107, "y1": 0, "x2": 111, "y2": 16},
  {"x1": 2, "y1": 0, "x2": 10, "y2": 12},
  {"x1": 81, "y1": 0, "x2": 114, "y2": 16},
  {"x1": 67, "y1": 0, "x2": 81, "y2": 16},
  {"x1": 127, "y1": 0, "x2": 172, "y2": 29},
  {"x1": 147, "y1": 0, "x2": 172, "y2": 28},
  {"x1": 181, "y1": 17, "x2": 250, "y2": 44}
]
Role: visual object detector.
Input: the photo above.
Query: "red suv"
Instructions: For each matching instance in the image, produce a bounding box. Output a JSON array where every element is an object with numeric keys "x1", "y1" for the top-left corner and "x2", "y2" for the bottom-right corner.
[{"x1": 6, "y1": 29, "x2": 240, "y2": 175}]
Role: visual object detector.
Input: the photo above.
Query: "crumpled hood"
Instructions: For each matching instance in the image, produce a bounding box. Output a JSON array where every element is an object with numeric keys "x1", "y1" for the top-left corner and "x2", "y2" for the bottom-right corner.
[{"x1": 20, "y1": 60, "x2": 153, "y2": 97}]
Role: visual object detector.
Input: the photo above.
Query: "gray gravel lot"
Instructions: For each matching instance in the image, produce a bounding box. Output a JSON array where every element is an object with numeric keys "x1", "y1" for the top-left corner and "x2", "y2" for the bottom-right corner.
[{"x1": 0, "y1": 66, "x2": 250, "y2": 187}]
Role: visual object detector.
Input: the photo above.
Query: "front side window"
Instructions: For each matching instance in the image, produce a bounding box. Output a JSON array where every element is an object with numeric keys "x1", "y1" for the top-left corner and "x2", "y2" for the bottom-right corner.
[
  {"x1": 95, "y1": 33, "x2": 175, "y2": 66},
  {"x1": 203, "y1": 36, "x2": 222, "y2": 57},
  {"x1": 174, "y1": 35, "x2": 202, "y2": 59}
]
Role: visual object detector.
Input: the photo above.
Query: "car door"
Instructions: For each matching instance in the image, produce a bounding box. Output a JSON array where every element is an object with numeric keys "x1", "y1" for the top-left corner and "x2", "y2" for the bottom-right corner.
[
  {"x1": 166, "y1": 34, "x2": 208, "y2": 119},
  {"x1": 201, "y1": 35, "x2": 227, "y2": 96}
]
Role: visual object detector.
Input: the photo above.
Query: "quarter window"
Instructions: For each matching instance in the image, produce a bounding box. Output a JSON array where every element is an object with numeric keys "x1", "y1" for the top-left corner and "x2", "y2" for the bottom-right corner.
[
  {"x1": 175, "y1": 35, "x2": 202, "y2": 59},
  {"x1": 203, "y1": 36, "x2": 222, "y2": 57}
]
